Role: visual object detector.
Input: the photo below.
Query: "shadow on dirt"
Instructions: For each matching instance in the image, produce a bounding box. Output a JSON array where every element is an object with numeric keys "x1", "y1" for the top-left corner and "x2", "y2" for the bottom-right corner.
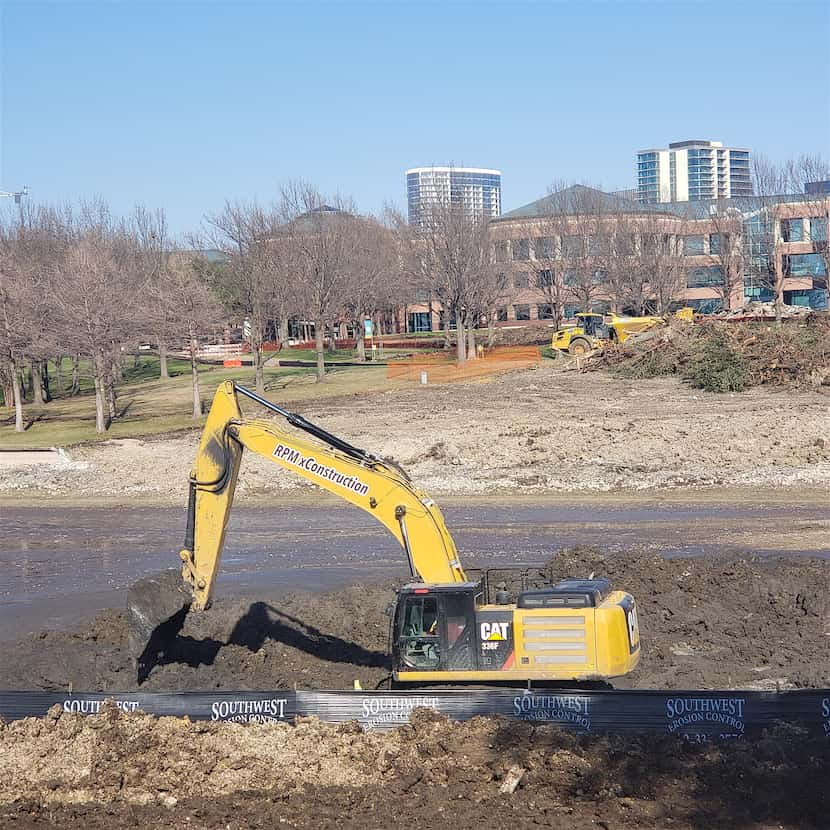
[{"x1": 138, "y1": 601, "x2": 390, "y2": 683}]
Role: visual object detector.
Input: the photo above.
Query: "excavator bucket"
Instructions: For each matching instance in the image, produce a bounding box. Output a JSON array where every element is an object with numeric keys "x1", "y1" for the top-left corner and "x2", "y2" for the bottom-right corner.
[{"x1": 126, "y1": 569, "x2": 193, "y2": 682}]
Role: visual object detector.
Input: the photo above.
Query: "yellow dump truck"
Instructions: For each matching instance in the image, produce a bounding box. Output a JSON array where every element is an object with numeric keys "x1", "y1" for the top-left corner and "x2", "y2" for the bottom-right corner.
[{"x1": 552, "y1": 309, "x2": 693, "y2": 356}]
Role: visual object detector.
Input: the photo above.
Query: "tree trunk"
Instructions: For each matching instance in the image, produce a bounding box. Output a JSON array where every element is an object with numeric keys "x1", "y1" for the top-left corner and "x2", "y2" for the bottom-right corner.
[
  {"x1": 107, "y1": 376, "x2": 118, "y2": 422},
  {"x1": 775, "y1": 276, "x2": 784, "y2": 326},
  {"x1": 2, "y1": 374, "x2": 13, "y2": 409},
  {"x1": 159, "y1": 342, "x2": 170, "y2": 379},
  {"x1": 487, "y1": 313, "x2": 496, "y2": 348},
  {"x1": 254, "y1": 345, "x2": 265, "y2": 395},
  {"x1": 356, "y1": 324, "x2": 366, "y2": 362},
  {"x1": 26, "y1": 363, "x2": 34, "y2": 400},
  {"x1": 467, "y1": 324, "x2": 476, "y2": 360},
  {"x1": 133, "y1": 351, "x2": 141, "y2": 370},
  {"x1": 315, "y1": 318, "x2": 325, "y2": 380},
  {"x1": 71, "y1": 354, "x2": 81, "y2": 395},
  {"x1": 278, "y1": 318, "x2": 289, "y2": 350},
  {"x1": 190, "y1": 329, "x2": 202, "y2": 418},
  {"x1": 55, "y1": 356, "x2": 64, "y2": 396},
  {"x1": 31, "y1": 360, "x2": 45, "y2": 405},
  {"x1": 92, "y1": 352, "x2": 109, "y2": 433},
  {"x1": 12, "y1": 362, "x2": 24, "y2": 432},
  {"x1": 41, "y1": 360, "x2": 51, "y2": 402},
  {"x1": 455, "y1": 310, "x2": 467, "y2": 364},
  {"x1": 443, "y1": 309, "x2": 451, "y2": 349}
]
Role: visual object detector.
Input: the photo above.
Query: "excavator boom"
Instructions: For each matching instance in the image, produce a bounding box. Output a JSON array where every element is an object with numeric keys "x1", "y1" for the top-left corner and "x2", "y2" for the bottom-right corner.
[{"x1": 128, "y1": 381, "x2": 465, "y2": 669}]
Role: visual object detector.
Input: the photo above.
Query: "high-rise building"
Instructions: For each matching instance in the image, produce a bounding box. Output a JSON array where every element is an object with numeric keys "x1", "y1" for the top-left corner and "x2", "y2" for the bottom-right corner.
[
  {"x1": 637, "y1": 141, "x2": 753, "y2": 204},
  {"x1": 406, "y1": 166, "x2": 501, "y2": 225}
]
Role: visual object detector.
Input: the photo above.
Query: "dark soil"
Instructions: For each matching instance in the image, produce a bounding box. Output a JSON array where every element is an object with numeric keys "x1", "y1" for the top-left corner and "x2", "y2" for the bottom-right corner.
[
  {"x1": 1, "y1": 707, "x2": 827, "y2": 830},
  {"x1": 1, "y1": 550, "x2": 828, "y2": 692}
]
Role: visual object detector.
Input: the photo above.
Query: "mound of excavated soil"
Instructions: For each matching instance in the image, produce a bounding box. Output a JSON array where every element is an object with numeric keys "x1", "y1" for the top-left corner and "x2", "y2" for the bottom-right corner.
[
  {"x1": 1, "y1": 551, "x2": 827, "y2": 692},
  {"x1": 1, "y1": 705, "x2": 827, "y2": 829}
]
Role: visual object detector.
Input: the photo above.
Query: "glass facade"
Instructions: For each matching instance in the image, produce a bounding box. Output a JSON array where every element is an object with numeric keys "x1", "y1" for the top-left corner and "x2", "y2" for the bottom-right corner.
[
  {"x1": 683, "y1": 235, "x2": 706, "y2": 255},
  {"x1": 637, "y1": 152, "x2": 660, "y2": 204},
  {"x1": 637, "y1": 142, "x2": 753, "y2": 203},
  {"x1": 406, "y1": 167, "x2": 501, "y2": 226},
  {"x1": 686, "y1": 266, "x2": 724, "y2": 288},
  {"x1": 810, "y1": 217, "x2": 828, "y2": 242},
  {"x1": 513, "y1": 304, "x2": 530, "y2": 321},
  {"x1": 782, "y1": 253, "x2": 826, "y2": 277},
  {"x1": 780, "y1": 218, "x2": 804, "y2": 242}
]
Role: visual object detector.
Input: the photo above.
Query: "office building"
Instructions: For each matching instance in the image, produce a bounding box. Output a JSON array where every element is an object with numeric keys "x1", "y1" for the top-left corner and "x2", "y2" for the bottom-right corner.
[
  {"x1": 406, "y1": 166, "x2": 501, "y2": 225},
  {"x1": 637, "y1": 140, "x2": 753, "y2": 204}
]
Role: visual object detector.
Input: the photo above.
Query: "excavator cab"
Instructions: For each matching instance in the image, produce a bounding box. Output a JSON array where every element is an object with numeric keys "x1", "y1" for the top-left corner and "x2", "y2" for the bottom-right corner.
[{"x1": 393, "y1": 584, "x2": 481, "y2": 673}]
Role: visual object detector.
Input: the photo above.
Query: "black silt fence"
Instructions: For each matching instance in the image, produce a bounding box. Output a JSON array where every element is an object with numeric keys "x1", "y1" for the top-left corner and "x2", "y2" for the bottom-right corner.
[{"x1": 1, "y1": 689, "x2": 828, "y2": 743}]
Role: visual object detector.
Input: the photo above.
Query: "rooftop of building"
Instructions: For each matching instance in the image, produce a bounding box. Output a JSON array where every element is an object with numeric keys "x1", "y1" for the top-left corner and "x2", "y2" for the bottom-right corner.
[
  {"x1": 638, "y1": 141, "x2": 750, "y2": 154},
  {"x1": 495, "y1": 184, "x2": 823, "y2": 224},
  {"x1": 406, "y1": 166, "x2": 501, "y2": 176}
]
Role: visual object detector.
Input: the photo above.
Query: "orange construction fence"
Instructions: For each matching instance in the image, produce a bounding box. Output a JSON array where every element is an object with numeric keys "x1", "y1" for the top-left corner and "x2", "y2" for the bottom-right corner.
[{"x1": 386, "y1": 345, "x2": 541, "y2": 383}]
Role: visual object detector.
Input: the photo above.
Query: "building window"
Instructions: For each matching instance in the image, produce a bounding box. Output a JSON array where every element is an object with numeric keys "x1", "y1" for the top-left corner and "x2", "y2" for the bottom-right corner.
[
  {"x1": 809, "y1": 217, "x2": 828, "y2": 242},
  {"x1": 513, "y1": 272, "x2": 529, "y2": 289},
  {"x1": 683, "y1": 235, "x2": 705, "y2": 255},
  {"x1": 686, "y1": 298, "x2": 723, "y2": 315},
  {"x1": 591, "y1": 300, "x2": 611, "y2": 314},
  {"x1": 512, "y1": 239, "x2": 530, "y2": 261},
  {"x1": 513, "y1": 304, "x2": 531, "y2": 321},
  {"x1": 537, "y1": 303, "x2": 554, "y2": 320},
  {"x1": 780, "y1": 218, "x2": 804, "y2": 243},
  {"x1": 686, "y1": 266, "x2": 724, "y2": 288},
  {"x1": 494, "y1": 241, "x2": 509, "y2": 263},
  {"x1": 709, "y1": 234, "x2": 722, "y2": 255},
  {"x1": 497, "y1": 306, "x2": 508, "y2": 322},
  {"x1": 535, "y1": 236, "x2": 556, "y2": 259},
  {"x1": 784, "y1": 289, "x2": 828, "y2": 311},
  {"x1": 783, "y1": 253, "x2": 827, "y2": 277},
  {"x1": 536, "y1": 269, "x2": 553, "y2": 288},
  {"x1": 563, "y1": 271, "x2": 578, "y2": 286},
  {"x1": 408, "y1": 312, "x2": 432, "y2": 333},
  {"x1": 562, "y1": 235, "x2": 582, "y2": 258},
  {"x1": 592, "y1": 269, "x2": 607, "y2": 286}
]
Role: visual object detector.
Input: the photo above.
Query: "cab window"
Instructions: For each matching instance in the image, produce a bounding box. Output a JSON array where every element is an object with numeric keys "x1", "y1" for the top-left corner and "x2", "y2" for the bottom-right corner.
[{"x1": 400, "y1": 595, "x2": 440, "y2": 669}]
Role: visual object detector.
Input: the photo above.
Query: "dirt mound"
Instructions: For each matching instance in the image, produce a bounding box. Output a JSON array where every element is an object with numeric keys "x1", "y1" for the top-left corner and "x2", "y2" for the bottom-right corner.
[
  {"x1": 1, "y1": 705, "x2": 828, "y2": 829},
  {"x1": 604, "y1": 317, "x2": 830, "y2": 390},
  {"x1": 547, "y1": 550, "x2": 830, "y2": 690},
  {"x1": 1, "y1": 551, "x2": 827, "y2": 693}
]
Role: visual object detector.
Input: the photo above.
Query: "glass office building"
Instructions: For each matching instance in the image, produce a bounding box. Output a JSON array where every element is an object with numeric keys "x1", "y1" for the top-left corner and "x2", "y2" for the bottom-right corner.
[
  {"x1": 406, "y1": 166, "x2": 501, "y2": 225},
  {"x1": 637, "y1": 141, "x2": 753, "y2": 204}
]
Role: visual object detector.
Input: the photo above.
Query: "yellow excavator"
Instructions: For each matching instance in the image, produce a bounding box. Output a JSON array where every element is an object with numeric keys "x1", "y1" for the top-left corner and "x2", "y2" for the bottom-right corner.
[{"x1": 128, "y1": 381, "x2": 640, "y2": 686}]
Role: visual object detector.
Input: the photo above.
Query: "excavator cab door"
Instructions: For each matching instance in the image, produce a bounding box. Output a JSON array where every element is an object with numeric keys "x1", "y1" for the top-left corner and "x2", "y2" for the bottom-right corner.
[{"x1": 393, "y1": 587, "x2": 478, "y2": 673}]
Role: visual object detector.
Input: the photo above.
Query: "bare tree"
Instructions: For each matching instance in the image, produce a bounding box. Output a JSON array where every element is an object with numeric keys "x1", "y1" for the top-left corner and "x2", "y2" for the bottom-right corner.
[
  {"x1": 703, "y1": 201, "x2": 746, "y2": 312},
  {"x1": 52, "y1": 203, "x2": 143, "y2": 432},
  {"x1": 278, "y1": 182, "x2": 359, "y2": 379},
  {"x1": 404, "y1": 201, "x2": 495, "y2": 363},
  {"x1": 165, "y1": 252, "x2": 223, "y2": 417},
  {"x1": 206, "y1": 201, "x2": 290, "y2": 394}
]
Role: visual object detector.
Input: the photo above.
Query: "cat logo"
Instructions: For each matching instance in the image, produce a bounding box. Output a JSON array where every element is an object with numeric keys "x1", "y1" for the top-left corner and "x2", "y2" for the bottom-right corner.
[{"x1": 480, "y1": 621, "x2": 509, "y2": 642}]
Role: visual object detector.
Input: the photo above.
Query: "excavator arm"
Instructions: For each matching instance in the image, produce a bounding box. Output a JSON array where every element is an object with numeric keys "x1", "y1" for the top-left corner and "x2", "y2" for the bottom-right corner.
[
  {"x1": 179, "y1": 381, "x2": 466, "y2": 611},
  {"x1": 128, "y1": 381, "x2": 465, "y2": 671}
]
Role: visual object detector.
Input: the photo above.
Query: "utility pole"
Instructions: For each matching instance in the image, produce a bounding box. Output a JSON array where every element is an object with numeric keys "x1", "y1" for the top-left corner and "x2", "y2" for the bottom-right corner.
[{"x1": 0, "y1": 186, "x2": 28, "y2": 204}]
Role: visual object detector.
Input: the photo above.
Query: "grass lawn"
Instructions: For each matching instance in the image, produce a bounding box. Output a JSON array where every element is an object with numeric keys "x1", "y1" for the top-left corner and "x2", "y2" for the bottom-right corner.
[{"x1": 0, "y1": 356, "x2": 401, "y2": 448}]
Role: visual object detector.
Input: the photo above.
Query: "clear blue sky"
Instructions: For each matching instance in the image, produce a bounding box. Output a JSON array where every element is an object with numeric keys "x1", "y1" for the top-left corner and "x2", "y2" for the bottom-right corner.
[{"x1": 2, "y1": 0, "x2": 828, "y2": 235}]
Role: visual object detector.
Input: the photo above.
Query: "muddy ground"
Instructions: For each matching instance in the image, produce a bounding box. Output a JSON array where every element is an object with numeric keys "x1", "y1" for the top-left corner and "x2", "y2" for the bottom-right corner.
[
  {"x1": 1, "y1": 706, "x2": 828, "y2": 830},
  {"x1": 2, "y1": 370, "x2": 829, "y2": 500},
  {"x1": 2, "y1": 549, "x2": 828, "y2": 692}
]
